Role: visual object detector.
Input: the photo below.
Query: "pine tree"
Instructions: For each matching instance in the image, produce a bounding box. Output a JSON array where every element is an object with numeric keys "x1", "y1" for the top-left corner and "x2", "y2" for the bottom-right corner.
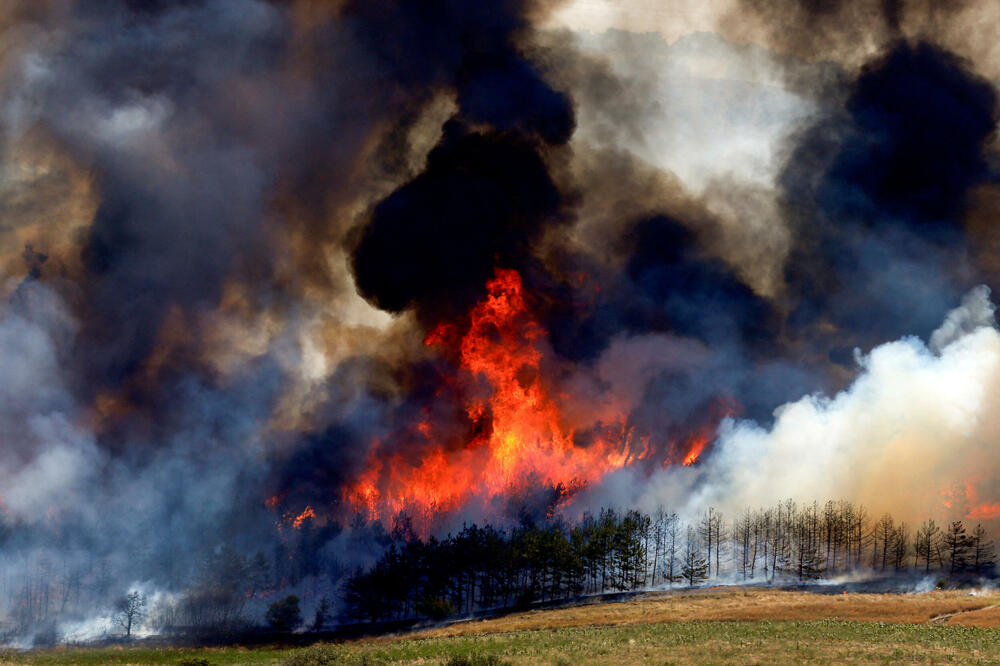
[
  {"x1": 681, "y1": 526, "x2": 709, "y2": 587},
  {"x1": 943, "y1": 521, "x2": 972, "y2": 576},
  {"x1": 914, "y1": 519, "x2": 942, "y2": 572},
  {"x1": 311, "y1": 596, "x2": 332, "y2": 631},
  {"x1": 970, "y1": 523, "x2": 996, "y2": 575}
]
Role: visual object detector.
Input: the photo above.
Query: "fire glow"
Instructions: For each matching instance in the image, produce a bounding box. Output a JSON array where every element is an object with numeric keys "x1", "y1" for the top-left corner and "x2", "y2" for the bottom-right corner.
[
  {"x1": 941, "y1": 482, "x2": 1000, "y2": 521},
  {"x1": 343, "y1": 269, "x2": 716, "y2": 526}
]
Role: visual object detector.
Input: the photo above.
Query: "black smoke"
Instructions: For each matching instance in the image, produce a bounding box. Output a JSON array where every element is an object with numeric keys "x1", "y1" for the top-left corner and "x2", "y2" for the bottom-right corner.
[
  {"x1": 348, "y1": 0, "x2": 574, "y2": 321},
  {"x1": 352, "y1": 123, "x2": 567, "y2": 317},
  {"x1": 1, "y1": 0, "x2": 1000, "y2": 645},
  {"x1": 782, "y1": 41, "x2": 998, "y2": 353}
]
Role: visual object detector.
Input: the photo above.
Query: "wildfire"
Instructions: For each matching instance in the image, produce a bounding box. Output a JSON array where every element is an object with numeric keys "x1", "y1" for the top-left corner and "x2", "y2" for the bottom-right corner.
[
  {"x1": 942, "y1": 481, "x2": 1000, "y2": 521},
  {"x1": 292, "y1": 506, "x2": 316, "y2": 529},
  {"x1": 682, "y1": 435, "x2": 707, "y2": 466},
  {"x1": 967, "y1": 503, "x2": 1000, "y2": 520},
  {"x1": 341, "y1": 269, "x2": 718, "y2": 526}
]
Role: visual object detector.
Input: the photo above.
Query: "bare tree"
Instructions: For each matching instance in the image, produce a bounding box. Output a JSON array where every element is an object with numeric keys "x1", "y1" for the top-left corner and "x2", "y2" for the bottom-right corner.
[
  {"x1": 793, "y1": 502, "x2": 825, "y2": 580},
  {"x1": 970, "y1": 524, "x2": 996, "y2": 575},
  {"x1": 914, "y1": 519, "x2": 942, "y2": 572},
  {"x1": 650, "y1": 508, "x2": 668, "y2": 585},
  {"x1": 891, "y1": 523, "x2": 910, "y2": 571},
  {"x1": 734, "y1": 509, "x2": 753, "y2": 580},
  {"x1": 116, "y1": 590, "x2": 146, "y2": 639},
  {"x1": 664, "y1": 512, "x2": 681, "y2": 585},
  {"x1": 699, "y1": 507, "x2": 723, "y2": 578},
  {"x1": 873, "y1": 513, "x2": 895, "y2": 570}
]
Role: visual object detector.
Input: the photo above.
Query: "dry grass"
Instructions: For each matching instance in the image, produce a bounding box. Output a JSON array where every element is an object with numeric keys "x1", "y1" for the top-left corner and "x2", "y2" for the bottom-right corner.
[
  {"x1": 940, "y1": 602, "x2": 1000, "y2": 628},
  {"x1": 285, "y1": 588, "x2": 1000, "y2": 665},
  {"x1": 7, "y1": 588, "x2": 1000, "y2": 664},
  {"x1": 293, "y1": 619, "x2": 1000, "y2": 665},
  {"x1": 413, "y1": 586, "x2": 1000, "y2": 638}
]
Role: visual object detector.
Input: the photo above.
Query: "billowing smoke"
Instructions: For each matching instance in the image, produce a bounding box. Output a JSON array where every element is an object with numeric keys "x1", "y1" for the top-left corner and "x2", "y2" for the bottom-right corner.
[
  {"x1": 0, "y1": 0, "x2": 999, "y2": 643},
  {"x1": 582, "y1": 286, "x2": 1000, "y2": 525}
]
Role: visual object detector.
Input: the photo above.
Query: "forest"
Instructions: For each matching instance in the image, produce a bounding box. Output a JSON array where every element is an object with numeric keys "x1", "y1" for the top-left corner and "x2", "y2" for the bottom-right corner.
[
  {"x1": 342, "y1": 499, "x2": 997, "y2": 623},
  {"x1": 1, "y1": 498, "x2": 995, "y2": 641}
]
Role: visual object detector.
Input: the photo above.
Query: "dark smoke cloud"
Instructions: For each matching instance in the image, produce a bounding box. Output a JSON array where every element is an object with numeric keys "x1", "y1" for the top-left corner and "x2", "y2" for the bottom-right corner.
[
  {"x1": 16, "y1": 0, "x2": 284, "y2": 395},
  {"x1": 348, "y1": 0, "x2": 575, "y2": 320},
  {"x1": 352, "y1": 123, "x2": 568, "y2": 317},
  {"x1": 0, "y1": 0, "x2": 439, "y2": 640},
  {"x1": 781, "y1": 40, "x2": 998, "y2": 352},
  {"x1": 824, "y1": 42, "x2": 996, "y2": 227},
  {"x1": 624, "y1": 216, "x2": 776, "y2": 348},
  {"x1": 540, "y1": 214, "x2": 776, "y2": 363},
  {"x1": 1, "y1": 0, "x2": 1000, "y2": 645},
  {"x1": 340, "y1": 0, "x2": 572, "y2": 142}
]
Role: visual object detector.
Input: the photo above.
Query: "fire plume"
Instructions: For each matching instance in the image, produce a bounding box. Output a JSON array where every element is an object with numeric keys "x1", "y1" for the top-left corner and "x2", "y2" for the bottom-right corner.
[
  {"x1": 343, "y1": 269, "x2": 718, "y2": 526},
  {"x1": 682, "y1": 436, "x2": 707, "y2": 466}
]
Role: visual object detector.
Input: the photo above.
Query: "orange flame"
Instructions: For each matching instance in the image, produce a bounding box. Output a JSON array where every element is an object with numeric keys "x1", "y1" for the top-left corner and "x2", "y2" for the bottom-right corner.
[
  {"x1": 682, "y1": 435, "x2": 707, "y2": 466},
  {"x1": 967, "y1": 503, "x2": 1000, "y2": 520},
  {"x1": 966, "y1": 479, "x2": 1000, "y2": 520},
  {"x1": 291, "y1": 506, "x2": 315, "y2": 529},
  {"x1": 939, "y1": 480, "x2": 1000, "y2": 521},
  {"x1": 341, "y1": 269, "x2": 723, "y2": 527}
]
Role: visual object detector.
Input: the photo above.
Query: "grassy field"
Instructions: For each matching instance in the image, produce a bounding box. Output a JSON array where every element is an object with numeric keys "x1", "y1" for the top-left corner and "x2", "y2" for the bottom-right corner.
[
  {"x1": 291, "y1": 621, "x2": 1000, "y2": 665},
  {"x1": 4, "y1": 587, "x2": 1000, "y2": 665}
]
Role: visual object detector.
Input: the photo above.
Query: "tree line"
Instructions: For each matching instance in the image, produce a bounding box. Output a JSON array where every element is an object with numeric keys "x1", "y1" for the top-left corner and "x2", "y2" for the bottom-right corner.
[
  {"x1": 2, "y1": 498, "x2": 995, "y2": 641},
  {"x1": 342, "y1": 499, "x2": 997, "y2": 623}
]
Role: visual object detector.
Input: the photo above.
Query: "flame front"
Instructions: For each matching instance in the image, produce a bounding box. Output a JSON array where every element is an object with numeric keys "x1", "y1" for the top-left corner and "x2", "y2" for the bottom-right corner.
[{"x1": 342, "y1": 269, "x2": 714, "y2": 527}]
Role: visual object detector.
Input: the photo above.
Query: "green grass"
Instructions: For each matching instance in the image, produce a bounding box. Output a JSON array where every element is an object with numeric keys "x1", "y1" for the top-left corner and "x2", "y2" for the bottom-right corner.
[
  {"x1": 283, "y1": 621, "x2": 1000, "y2": 665},
  {"x1": 6, "y1": 621, "x2": 1000, "y2": 665},
  {"x1": 0, "y1": 645, "x2": 289, "y2": 664}
]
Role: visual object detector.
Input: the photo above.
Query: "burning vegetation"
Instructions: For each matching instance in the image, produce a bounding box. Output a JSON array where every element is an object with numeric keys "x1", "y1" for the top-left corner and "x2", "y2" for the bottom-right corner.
[
  {"x1": 344, "y1": 268, "x2": 716, "y2": 528},
  {"x1": 0, "y1": 0, "x2": 999, "y2": 646}
]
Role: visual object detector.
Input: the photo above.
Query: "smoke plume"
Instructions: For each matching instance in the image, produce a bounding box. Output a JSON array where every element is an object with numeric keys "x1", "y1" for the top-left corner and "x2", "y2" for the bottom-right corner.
[{"x1": 0, "y1": 0, "x2": 999, "y2": 643}]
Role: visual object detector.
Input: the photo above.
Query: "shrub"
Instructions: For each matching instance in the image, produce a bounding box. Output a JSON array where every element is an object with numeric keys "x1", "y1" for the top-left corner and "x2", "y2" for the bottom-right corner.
[
  {"x1": 444, "y1": 654, "x2": 511, "y2": 666},
  {"x1": 417, "y1": 595, "x2": 455, "y2": 621},
  {"x1": 178, "y1": 658, "x2": 211, "y2": 666},
  {"x1": 283, "y1": 647, "x2": 381, "y2": 665},
  {"x1": 267, "y1": 594, "x2": 302, "y2": 631}
]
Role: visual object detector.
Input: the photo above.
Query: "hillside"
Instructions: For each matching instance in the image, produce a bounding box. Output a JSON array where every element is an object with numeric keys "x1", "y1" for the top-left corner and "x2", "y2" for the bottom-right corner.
[{"x1": 7, "y1": 586, "x2": 1000, "y2": 665}]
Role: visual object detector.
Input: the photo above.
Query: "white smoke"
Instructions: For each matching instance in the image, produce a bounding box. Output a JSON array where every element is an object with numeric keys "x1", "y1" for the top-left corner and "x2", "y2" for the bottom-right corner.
[
  {"x1": 929, "y1": 285, "x2": 995, "y2": 353},
  {"x1": 0, "y1": 280, "x2": 102, "y2": 522},
  {"x1": 586, "y1": 287, "x2": 1000, "y2": 526}
]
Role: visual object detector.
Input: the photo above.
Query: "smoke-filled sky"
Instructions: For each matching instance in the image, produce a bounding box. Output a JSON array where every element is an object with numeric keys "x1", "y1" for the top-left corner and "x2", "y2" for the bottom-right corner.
[{"x1": 2, "y1": 0, "x2": 1000, "y2": 636}]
